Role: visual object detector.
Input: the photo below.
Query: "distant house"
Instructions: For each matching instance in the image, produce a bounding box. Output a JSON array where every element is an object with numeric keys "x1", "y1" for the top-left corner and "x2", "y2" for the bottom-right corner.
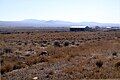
[{"x1": 70, "y1": 26, "x2": 91, "y2": 31}]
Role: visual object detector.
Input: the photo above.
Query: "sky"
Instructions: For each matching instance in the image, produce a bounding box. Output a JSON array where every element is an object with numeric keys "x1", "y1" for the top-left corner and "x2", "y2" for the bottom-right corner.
[{"x1": 0, "y1": 0, "x2": 120, "y2": 23}]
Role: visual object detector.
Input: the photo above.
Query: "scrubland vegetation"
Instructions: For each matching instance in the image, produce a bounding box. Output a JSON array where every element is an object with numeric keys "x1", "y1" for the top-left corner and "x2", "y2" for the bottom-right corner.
[{"x1": 0, "y1": 30, "x2": 120, "y2": 80}]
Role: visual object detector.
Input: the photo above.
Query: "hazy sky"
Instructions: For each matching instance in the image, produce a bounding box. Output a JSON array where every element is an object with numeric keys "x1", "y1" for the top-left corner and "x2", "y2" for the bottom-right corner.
[{"x1": 0, "y1": 0, "x2": 120, "y2": 23}]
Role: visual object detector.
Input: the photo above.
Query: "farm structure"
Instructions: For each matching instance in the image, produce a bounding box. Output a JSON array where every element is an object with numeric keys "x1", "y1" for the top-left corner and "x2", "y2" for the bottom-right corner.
[{"x1": 70, "y1": 26, "x2": 91, "y2": 31}]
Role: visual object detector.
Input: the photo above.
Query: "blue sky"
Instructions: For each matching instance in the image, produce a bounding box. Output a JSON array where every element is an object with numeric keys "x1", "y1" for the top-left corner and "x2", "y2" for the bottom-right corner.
[{"x1": 0, "y1": 0, "x2": 120, "y2": 23}]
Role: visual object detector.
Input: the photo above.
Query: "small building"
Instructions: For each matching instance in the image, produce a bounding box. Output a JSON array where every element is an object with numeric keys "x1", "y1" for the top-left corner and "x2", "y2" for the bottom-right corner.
[{"x1": 70, "y1": 26, "x2": 91, "y2": 31}]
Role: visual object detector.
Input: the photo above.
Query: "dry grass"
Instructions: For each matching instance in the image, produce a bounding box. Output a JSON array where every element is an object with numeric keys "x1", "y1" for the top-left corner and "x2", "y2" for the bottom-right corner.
[{"x1": 0, "y1": 31, "x2": 120, "y2": 79}]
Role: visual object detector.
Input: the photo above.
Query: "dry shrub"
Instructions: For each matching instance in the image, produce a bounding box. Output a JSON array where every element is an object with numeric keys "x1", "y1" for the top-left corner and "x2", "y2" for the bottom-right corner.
[
  {"x1": 42, "y1": 40, "x2": 47, "y2": 44},
  {"x1": 115, "y1": 61, "x2": 120, "y2": 68},
  {"x1": 71, "y1": 41, "x2": 75, "y2": 45},
  {"x1": 1, "y1": 63, "x2": 14, "y2": 74},
  {"x1": 39, "y1": 57, "x2": 49, "y2": 63},
  {"x1": 25, "y1": 55, "x2": 48, "y2": 66},
  {"x1": 112, "y1": 52, "x2": 117, "y2": 56},
  {"x1": 3, "y1": 48, "x2": 12, "y2": 53},
  {"x1": 13, "y1": 62, "x2": 26, "y2": 70},
  {"x1": 53, "y1": 40, "x2": 61, "y2": 47},
  {"x1": 96, "y1": 60, "x2": 103, "y2": 68},
  {"x1": 40, "y1": 51, "x2": 48, "y2": 56},
  {"x1": 25, "y1": 56, "x2": 40, "y2": 66},
  {"x1": 63, "y1": 40, "x2": 70, "y2": 47}
]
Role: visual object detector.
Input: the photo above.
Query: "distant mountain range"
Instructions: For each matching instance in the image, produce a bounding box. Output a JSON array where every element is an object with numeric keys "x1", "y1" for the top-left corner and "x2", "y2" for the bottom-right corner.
[{"x1": 0, "y1": 19, "x2": 120, "y2": 27}]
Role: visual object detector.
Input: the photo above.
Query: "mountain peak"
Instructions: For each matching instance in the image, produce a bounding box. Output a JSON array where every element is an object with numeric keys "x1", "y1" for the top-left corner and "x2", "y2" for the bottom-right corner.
[
  {"x1": 22, "y1": 19, "x2": 40, "y2": 22},
  {"x1": 0, "y1": 19, "x2": 120, "y2": 27}
]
